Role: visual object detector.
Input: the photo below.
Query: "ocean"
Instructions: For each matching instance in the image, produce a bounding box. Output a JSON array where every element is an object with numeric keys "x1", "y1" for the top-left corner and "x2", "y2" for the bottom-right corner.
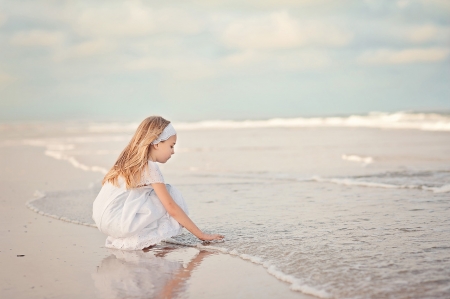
[{"x1": 4, "y1": 111, "x2": 450, "y2": 298}]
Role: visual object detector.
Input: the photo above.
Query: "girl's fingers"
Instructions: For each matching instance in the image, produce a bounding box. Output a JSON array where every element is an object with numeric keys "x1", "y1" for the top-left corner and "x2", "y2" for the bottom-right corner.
[{"x1": 201, "y1": 233, "x2": 224, "y2": 241}]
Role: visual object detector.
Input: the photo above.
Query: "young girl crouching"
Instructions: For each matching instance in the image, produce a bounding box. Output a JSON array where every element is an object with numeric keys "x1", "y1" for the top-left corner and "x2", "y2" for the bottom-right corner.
[{"x1": 92, "y1": 116, "x2": 224, "y2": 250}]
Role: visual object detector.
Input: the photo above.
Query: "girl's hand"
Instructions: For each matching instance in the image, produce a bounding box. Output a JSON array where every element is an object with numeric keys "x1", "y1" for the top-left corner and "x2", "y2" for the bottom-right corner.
[{"x1": 199, "y1": 233, "x2": 224, "y2": 241}]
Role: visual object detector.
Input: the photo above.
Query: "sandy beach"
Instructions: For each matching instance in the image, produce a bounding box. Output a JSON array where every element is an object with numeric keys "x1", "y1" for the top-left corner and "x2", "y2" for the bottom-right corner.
[
  {"x1": 1, "y1": 120, "x2": 449, "y2": 298},
  {"x1": 0, "y1": 132, "x2": 311, "y2": 299}
]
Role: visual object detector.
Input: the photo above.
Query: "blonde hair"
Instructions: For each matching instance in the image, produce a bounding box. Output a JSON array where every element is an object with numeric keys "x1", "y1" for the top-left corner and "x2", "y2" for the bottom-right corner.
[{"x1": 103, "y1": 116, "x2": 171, "y2": 189}]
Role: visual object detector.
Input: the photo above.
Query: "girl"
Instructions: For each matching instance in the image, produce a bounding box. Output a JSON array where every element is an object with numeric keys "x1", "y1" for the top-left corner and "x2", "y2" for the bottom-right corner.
[{"x1": 92, "y1": 116, "x2": 224, "y2": 250}]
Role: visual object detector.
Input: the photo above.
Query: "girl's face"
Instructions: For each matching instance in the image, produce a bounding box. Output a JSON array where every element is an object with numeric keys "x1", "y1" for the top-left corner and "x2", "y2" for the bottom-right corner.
[{"x1": 149, "y1": 134, "x2": 176, "y2": 163}]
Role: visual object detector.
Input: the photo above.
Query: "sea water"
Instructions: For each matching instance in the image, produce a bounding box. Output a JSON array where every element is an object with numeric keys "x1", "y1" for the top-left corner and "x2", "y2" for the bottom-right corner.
[{"x1": 5, "y1": 112, "x2": 450, "y2": 298}]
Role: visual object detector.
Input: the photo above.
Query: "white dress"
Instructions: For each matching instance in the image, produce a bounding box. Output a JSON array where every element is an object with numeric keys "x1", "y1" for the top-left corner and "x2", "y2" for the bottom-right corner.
[{"x1": 92, "y1": 160, "x2": 189, "y2": 250}]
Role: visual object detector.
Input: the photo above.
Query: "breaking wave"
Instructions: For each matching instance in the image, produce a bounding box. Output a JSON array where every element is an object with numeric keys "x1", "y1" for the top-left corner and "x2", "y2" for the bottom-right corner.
[
  {"x1": 88, "y1": 111, "x2": 450, "y2": 132},
  {"x1": 311, "y1": 170, "x2": 450, "y2": 193}
]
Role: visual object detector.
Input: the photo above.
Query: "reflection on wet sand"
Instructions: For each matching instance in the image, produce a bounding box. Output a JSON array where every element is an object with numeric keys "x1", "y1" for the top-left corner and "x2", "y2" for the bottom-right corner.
[{"x1": 92, "y1": 245, "x2": 214, "y2": 299}]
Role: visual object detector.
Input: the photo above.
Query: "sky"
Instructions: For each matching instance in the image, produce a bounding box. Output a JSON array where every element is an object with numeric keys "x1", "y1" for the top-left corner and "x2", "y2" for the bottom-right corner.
[{"x1": 0, "y1": 0, "x2": 449, "y2": 121}]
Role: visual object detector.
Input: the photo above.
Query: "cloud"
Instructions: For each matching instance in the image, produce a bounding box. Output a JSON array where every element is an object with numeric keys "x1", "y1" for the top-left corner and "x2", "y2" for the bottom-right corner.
[
  {"x1": 53, "y1": 39, "x2": 117, "y2": 61},
  {"x1": 223, "y1": 50, "x2": 331, "y2": 71},
  {"x1": 125, "y1": 55, "x2": 216, "y2": 80},
  {"x1": 221, "y1": 11, "x2": 352, "y2": 50},
  {"x1": 10, "y1": 30, "x2": 65, "y2": 47},
  {"x1": 73, "y1": 2, "x2": 204, "y2": 37},
  {"x1": 397, "y1": 0, "x2": 410, "y2": 8},
  {"x1": 124, "y1": 48, "x2": 331, "y2": 81},
  {"x1": 358, "y1": 47, "x2": 450, "y2": 64},
  {"x1": 0, "y1": 71, "x2": 17, "y2": 90},
  {"x1": 368, "y1": 0, "x2": 450, "y2": 11},
  {"x1": 405, "y1": 24, "x2": 450, "y2": 43},
  {"x1": 191, "y1": 0, "x2": 348, "y2": 10},
  {"x1": 417, "y1": 0, "x2": 450, "y2": 11},
  {"x1": 0, "y1": 12, "x2": 6, "y2": 27},
  {"x1": 352, "y1": 19, "x2": 450, "y2": 49},
  {"x1": 9, "y1": 29, "x2": 117, "y2": 61}
]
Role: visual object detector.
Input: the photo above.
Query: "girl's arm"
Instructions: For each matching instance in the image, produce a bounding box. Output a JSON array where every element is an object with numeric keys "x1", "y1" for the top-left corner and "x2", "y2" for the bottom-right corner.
[{"x1": 151, "y1": 183, "x2": 224, "y2": 241}]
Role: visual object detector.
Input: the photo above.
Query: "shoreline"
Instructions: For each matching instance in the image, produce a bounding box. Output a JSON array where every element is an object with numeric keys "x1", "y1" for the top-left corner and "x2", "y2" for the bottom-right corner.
[{"x1": 0, "y1": 141, "x2": 312, "y2": 298}]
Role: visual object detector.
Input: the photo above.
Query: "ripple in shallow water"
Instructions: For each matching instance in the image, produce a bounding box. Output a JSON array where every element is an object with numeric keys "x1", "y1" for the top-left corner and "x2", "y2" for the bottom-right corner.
[
  {"x1": 30, "y1": 179, "x2": 450, "y2": 298},
  {"x1": 179, "y1": 181, "x2": 450, "y2": 299}
]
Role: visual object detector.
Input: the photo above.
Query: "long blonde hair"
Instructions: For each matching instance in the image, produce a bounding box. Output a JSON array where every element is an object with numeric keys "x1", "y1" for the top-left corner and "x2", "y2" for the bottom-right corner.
[{"x1": 103, "y1": 116, "x2": 170, "y2": 189}]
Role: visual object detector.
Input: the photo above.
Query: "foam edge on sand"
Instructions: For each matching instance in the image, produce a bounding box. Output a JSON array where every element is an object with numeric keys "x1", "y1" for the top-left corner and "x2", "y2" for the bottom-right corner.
[{"x1": 26, "y1": 191, "x2": 96, "y2": 228}]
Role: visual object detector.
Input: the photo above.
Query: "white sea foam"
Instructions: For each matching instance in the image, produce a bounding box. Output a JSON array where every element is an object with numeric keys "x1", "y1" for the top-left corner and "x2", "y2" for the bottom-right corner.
[
  {"x1": 312, "y1": 175, "x2": 450, "y2": 193},
  {"x1": 423, "y1": 184, "x2": 450, "y2": 193},
  {"x1": 290, "y1": 282, "x2": 332, "y2": 299},
  {"x1": 44, "y1": 150, "x2": 108, "y2": 174},
  {"x1": 86, "y1": 111, "x2": 450, "y2": 132},
  {"x1": 22, "y1": 138, "x2": 115, "y2": 175},
  {"x1": 181, "y1": 111, "x2": 450, "y2": 131},
  {"x1": 312, "y1": 176, "x2": 398, "y2": 189},
  {"x1": 194, "y1": 243, "x2": 330, "y2": 298},
  {"x1": 266, "y1": 265, "x2": 332, "y2": 298},
  {"x1": 240, "y1": 253, "x2": 264, "y2": 264},
  {"x1": 33, "y1": 190, "x2": 45, "y2": 198},
  {"x1": 342, "y1": 154, "x2": 374, "y2": 165}
]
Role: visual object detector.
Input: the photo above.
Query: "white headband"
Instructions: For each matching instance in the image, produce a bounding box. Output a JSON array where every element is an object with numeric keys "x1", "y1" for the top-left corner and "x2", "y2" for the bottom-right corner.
[{"x1": 151, "y1": 123, "x2": 176, "y2": 145}]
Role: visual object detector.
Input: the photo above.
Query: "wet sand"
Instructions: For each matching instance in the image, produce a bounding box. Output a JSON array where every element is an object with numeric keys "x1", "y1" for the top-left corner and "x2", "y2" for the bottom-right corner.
[{"x1": 0, "y1": 142, "x2": 311, "y2": 298}]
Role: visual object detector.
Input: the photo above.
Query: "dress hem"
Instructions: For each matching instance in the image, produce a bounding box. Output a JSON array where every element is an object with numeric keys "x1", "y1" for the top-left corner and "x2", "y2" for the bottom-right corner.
[{"x1": 104, "y1": 227, "x2": 183, "y2": 251}]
